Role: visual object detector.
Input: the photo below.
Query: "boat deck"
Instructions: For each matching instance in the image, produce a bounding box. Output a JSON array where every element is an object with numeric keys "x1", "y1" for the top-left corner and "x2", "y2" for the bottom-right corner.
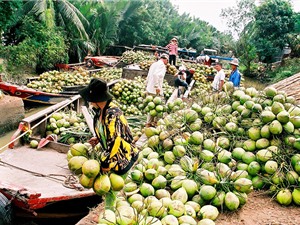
[{"x1": 0, "y1": 145, "x2": 95, "y2": 211}]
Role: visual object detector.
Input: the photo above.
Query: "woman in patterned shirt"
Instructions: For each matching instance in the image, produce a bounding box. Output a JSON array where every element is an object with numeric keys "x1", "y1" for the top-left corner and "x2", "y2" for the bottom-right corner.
[
  {"x1": 79, "y1": 78, "x2": 139, "y2": 175},
  {"x1": 166, "y1": 37, "x2": 178, "y2": 66}
]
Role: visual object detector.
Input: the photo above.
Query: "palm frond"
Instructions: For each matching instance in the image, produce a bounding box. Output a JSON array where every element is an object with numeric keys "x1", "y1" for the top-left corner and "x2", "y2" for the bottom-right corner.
[
  {"x1": 22, "y1": 0, "x2": 47, "y2": 22},
  {"x1": 56, "y1": 0, "x2": 89, "y2": 39}
]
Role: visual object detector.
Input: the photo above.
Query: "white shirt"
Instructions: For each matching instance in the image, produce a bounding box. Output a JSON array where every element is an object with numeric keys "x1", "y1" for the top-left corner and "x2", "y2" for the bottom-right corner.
[
  {"x1": 146, "y1": 59, "x2": 166, "y2": 95},
  {"x1": 212, "y1": 69, "x2": 225, "y2": 91}
]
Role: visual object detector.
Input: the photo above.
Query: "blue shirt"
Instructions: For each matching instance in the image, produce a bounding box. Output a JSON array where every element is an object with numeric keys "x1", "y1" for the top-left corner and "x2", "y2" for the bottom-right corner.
[{"x1": 229, "y1": 69, "x2": 241, "y2": 87}]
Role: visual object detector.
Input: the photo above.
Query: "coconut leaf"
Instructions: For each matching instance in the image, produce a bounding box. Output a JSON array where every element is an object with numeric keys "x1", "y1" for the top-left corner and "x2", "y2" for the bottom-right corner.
[{"x1": 105, "y1": 191, "x2": 117, "y2": 209}]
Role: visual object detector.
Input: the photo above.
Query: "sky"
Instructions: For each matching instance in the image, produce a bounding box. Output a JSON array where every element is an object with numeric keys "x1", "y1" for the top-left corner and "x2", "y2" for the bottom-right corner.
[{"x1": 170, "y1": 0, "x2": 300, "y2": 32}]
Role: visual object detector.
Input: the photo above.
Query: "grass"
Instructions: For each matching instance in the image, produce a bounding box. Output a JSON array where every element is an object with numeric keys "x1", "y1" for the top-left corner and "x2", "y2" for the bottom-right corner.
[
  {"x1": 267, "y1": 57, "x2": 300, "y2": 84},
  {"x1": 243, "y1": 76, "x2": 267, "y2": 91}
]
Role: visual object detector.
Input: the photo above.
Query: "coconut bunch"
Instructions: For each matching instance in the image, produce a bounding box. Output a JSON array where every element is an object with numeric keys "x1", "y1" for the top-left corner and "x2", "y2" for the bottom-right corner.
[
  {"x1": 110, "y1": 77, "x2": 146, "y2": 116},
  {"x1": 91, "y1": 68, "x2": 122, "y2": 82},
  {"x1": 185, "y1": 63, "x2": 216, "y2": 76},
  {"x1": 106, "y1": 84, "x2": 300, "y2": 224},
  {"x1": 121, "y1": 51, "x2": 156, "y2": 64},
  {"x1": 67, "y1": 143, "x2": 126, "y2": 198},
  {"x1": 45, "y1": 111, "x2": 92, "y2": 144},
  {"x1": 110, "y1": 77, "x2": 174, "y2": 116},
  {"x1": 189, "y1": 82, "x2": 213, "y2": 99},
  {"x1": 27, "y1": 70, "x2": 90, "y2": 93},
  {"x1": 139, "y1": 60, "x2": 156, "y2": 70},
  {"x1": 101, "y1": 110, "x2": 252, "y2": 225},
  {"x1": 141, "y1": 95, "x2": 169, "y2": 120},
  {"x1": 166, "y1": 64, "x2": 177, "y2": 75},
  {"x1": 183, "y1": 83, "x2": 300, "y2": 206}
]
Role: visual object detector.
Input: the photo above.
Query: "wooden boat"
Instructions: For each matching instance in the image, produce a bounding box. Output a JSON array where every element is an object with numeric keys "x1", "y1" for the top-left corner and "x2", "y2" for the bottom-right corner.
[
  {"x1": 0, "y1": 80, "x2": 121, "y2": 219},
  {"x1": 122, "y1": 65, "x2": 176, "y2": 87},
  {"x1": 0, "y1": 95, "x2": 102, "y2": 219},
  {"x1": 0, "y1": 80, "x2": 72, "y2": 105}
]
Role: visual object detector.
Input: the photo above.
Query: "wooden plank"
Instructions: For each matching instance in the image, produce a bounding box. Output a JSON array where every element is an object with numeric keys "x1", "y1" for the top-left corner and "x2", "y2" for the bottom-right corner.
[
  {"x1": 23, "y1": 95, "x2": 81, "y2": 124},
  {"x1": 183, "y1": 79, "x2": 195, "y2": 99},
  {"x1": 135, "y1": 133, "x2": 148, "y2": 149},
  {"x1": 81, "y1": 106, "x2": 96, "y2": 137},
  {"x1": 270, "y1": 72, "x2": 300, "y2": 104}
]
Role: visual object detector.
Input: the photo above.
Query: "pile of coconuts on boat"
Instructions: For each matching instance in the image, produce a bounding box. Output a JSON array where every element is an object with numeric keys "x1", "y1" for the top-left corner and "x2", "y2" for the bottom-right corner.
[{"x1": 65, "y1": 79, "x2": 300, "y2": 225}]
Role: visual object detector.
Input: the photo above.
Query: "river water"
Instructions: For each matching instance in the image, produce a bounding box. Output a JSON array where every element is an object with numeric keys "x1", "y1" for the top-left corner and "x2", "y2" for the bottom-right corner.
[{"x1": 0, "y1": 106, "x2": 48, "y2": 151}]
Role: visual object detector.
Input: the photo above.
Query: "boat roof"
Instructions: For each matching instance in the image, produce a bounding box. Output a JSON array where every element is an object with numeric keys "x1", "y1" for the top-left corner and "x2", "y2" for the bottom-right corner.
[{"x1": 203, "y1": 48, "x2": 218, "y2": 53}]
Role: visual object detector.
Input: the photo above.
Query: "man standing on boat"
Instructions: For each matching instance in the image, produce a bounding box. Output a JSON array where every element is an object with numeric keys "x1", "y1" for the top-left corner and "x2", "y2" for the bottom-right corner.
[
  {"x1": 212, "y1": 62, "x2": 225, "y2": 92},
  {"x1": 229, "y1": 58, "x2": 241, "y2": 87},
  {"x1": 145, "y1": 53, "x2": 169, "y2": 127},
  {"x1": 79, "y1": 78, "x2": 139, "y2": 175}
]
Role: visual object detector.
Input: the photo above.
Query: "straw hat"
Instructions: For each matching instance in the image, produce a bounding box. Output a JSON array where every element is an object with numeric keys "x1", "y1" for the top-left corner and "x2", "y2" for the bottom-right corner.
[
  {"x1": 229, "y1": 58, "x2": 239, "y2": 66},
  {"x1": 160, "y1": 53, "x2": 169, "y2": 61}
]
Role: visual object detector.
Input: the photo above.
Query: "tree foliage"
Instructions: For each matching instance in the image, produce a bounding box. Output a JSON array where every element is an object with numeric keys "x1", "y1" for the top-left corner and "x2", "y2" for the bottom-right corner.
[
  {"x1": 254, "y1": 0, "x2": 295, "y2": 63},
  {"x1": 0, "y1": 0, "x2": 22, "y2": 33},
  {"x1": 221, "y1": 0, "x2": 257, "y2": 76},
  {"x1": 0, "y1": 17, "x2": 68, "y2": 74},
  {"x1": 0, "y1": 0, "x2": 299, "y2": 79}
]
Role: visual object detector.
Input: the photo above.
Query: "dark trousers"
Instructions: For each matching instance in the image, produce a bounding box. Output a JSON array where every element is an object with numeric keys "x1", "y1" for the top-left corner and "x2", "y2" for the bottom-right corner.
[
  {"x1": 175, "y1": 78, "x2": 188, "y2": 97},
  {"x1": 169, "y1": 55, "x2": 176, "y2": 66}
]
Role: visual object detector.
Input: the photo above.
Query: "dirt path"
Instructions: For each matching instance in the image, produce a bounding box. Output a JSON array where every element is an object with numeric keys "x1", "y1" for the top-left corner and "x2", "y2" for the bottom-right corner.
[
  {"x1": 76, "y1": 191, "x2": 300, "y2": 225},
  {"x1": 216, "y1": 191, "x2": 300, "y2": 225}
]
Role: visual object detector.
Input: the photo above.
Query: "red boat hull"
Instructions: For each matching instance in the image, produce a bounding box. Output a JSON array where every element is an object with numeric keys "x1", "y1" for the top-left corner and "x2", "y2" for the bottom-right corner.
[{"x1": 0, "y1": 82, "x2": 71, "y2": 104}]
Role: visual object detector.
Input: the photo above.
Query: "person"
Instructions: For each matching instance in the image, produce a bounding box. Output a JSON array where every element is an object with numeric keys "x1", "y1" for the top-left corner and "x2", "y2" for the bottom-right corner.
[
  {"x1": 212, "y1": 62, "x2": 225, "y2": 92},
  {"x1": 79, "y1": 78, "x2": 139, "y2": 175},
  {"x1": 174, "y1": 66, "x2": 189, "y2": 97},
  {"x1": 154, "y1": 51, "x2": 160, "y2": 61},
  {"x1": 166, "y1": 38, "x2": 178, "y2": 66},
  {"x1": 145, "y1": 53, "x2": 169, "y2": 126},
  {"x1": 229, "y1": 58, "x2": 241, "y2": 87},
  {"x1": 204, "y1": 55, "x2": 212, "y2": 66},
  {"x1": 186, "y1": 68, "x2": 195, "y2": 85}
]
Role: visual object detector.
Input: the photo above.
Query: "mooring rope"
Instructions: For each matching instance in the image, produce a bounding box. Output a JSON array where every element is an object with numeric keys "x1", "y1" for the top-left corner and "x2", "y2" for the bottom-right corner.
[{"x1": 0, "y1": 160, "x2": 83, "y2": 191}]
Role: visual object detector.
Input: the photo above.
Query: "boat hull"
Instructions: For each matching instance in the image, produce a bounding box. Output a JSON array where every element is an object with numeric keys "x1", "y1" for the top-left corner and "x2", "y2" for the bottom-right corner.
[
  {"x1": 0, "y1": 82, "x2": 72, "y2": 105},
  {"x1": 0, "y1": 145, "x2": 97, "y2": 214}
]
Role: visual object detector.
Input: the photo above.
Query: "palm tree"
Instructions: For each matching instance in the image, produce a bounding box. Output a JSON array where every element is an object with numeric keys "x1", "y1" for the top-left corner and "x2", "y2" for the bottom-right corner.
[
  {"x1": 22, "y1": 0, "x2": 90, "y2": 61},
  {"x1": 22, "y1": 0, "x2": 88, "y2": 37}
]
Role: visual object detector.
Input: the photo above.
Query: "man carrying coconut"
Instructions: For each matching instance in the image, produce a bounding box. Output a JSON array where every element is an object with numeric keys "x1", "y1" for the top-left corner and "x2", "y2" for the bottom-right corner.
[
  {"x1": 229, "y1": 58, "x2": 241, "y2": 87},
  {"x1": 145, "y1": 53, "x2": 169, "y2": 127},
  {"x1": 212, "y1": 62, "x2": 225, "y2": 92},
  {"x1": 79, "y1": 78, "x2": 139, "y2": 175}
]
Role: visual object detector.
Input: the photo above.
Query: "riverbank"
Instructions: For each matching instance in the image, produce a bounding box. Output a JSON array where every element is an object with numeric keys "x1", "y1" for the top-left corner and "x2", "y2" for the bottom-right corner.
[
  {"x1": 0, "y1": 95, "x2": 24, "y2": 136},
  {"x1": 0, "y1": 104, "x2": 48, "y2": 149},
  {"x1": 76, "y1": 191, "x2": 300, "y2": 225}
]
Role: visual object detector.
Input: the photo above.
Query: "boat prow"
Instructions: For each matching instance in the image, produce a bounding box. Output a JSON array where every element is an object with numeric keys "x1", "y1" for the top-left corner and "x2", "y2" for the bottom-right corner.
[
  {"x1": 0, "y1": 94, "x2": 100, "y2": 217},
  {"x1": 0, "y1": 81, "x2": 72, "y2": 105}
]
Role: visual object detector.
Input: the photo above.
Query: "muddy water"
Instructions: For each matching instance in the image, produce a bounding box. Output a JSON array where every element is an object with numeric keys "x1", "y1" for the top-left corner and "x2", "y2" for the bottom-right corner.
[{"x1": 0, "y1": 105, "x2": 48, "y2": 151}]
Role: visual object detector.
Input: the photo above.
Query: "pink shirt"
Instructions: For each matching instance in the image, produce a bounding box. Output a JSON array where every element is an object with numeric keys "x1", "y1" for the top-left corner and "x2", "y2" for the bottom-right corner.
[{"x1": 166, "y1": 43, "x2": 178, "y2": 55}]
